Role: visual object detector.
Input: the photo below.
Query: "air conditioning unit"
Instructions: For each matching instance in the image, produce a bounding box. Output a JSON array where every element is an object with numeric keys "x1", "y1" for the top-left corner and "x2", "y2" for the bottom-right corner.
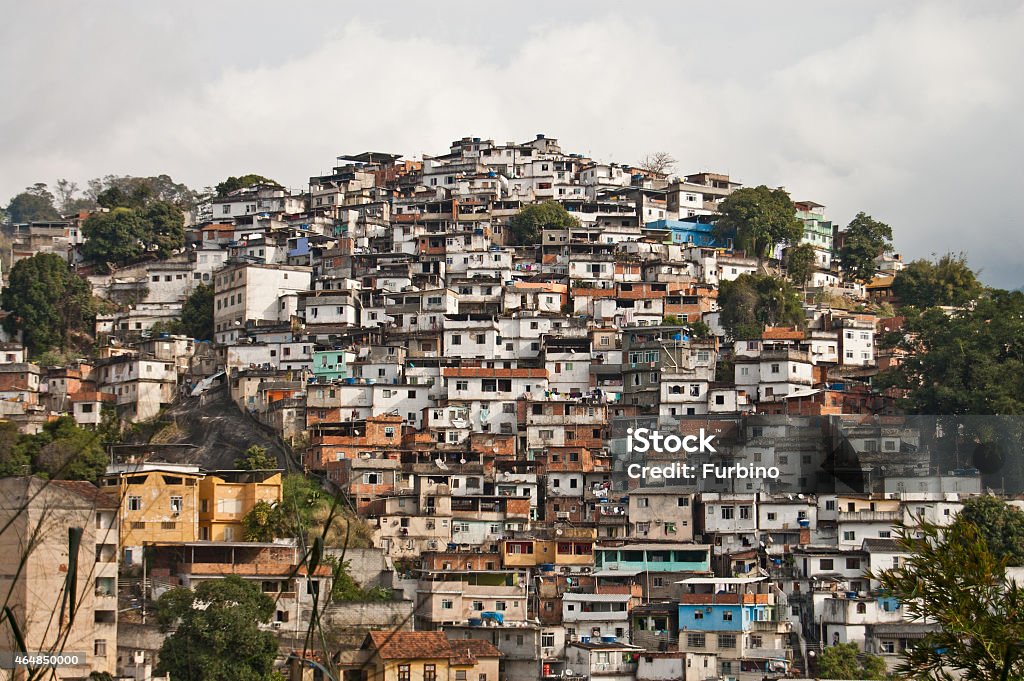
[
  {"x1": 271, "y1": 621, "x2": 282, "y2": 629},
  {"x1": 556, "y1": 512, "x2": 570, "y2": 520}
]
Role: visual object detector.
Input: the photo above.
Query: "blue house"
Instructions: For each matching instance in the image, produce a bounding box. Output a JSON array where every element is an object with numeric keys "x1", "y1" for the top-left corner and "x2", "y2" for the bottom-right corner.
[{"x1": 645, "y1": 218, "x2": 719, "y2": 247}]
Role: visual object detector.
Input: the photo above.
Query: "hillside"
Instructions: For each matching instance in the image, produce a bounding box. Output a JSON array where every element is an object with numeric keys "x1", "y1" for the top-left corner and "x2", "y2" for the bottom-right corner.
[{"x1": 121, "y1": 384, "x2": 291, "y2": 471}]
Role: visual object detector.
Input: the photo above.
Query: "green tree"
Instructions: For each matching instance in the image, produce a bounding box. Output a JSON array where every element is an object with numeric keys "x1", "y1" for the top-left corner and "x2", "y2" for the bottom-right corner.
[
  {"x1": 875, "y1": 289, "x2": 1024, "y2": 414},
  {"x1": 784, "y1": 243, "x2": 817, "y2": 286},
  {"x1": 1, "y1": 253, "x2": 95, "y2": 355},
  {"x1": 154, "y1": 576, "x2": 279, "y2": 681},
  {"x1": 88, "y1": 174, "x2": 197, "y2": 211},
  {"x1": 718, "y1": 273, "x2": 804, "y2": 340},
  {"x1": 242, "y1": 500, "x2": 285, "y2": 542},
  {"x1": 235, "y1": 445, "x2": 277, "y2": 470},
  {"x1": 0, "y1": 421, "x2": 30, "y2": 477},
  {"x1": 818, "y1": 642, "x2": 888, "y2": 680},
  {"x1": 838, "y1": 212, "x2": 893, "y2": 283},
  {"x1": 16, "y1": 416, "x2": 108, "y2": 481},
  {"x1": 507, "y1": 201, "x2": 579, "y2": 246},
  {"x1": 215, "y1": 174, "x2": 281, "y2": 197},
  {"x1": 713, "y1": 185, "x2": 803, "y2": 258},
  {"x1": 180, "y1": 283, "x2": 214, "y2": 340},
  {"x1": 6, "y1": 185, "x2": 61, "y2": 223},
  {"x1": 80, "y1": 201, "x2": 184, "y2": 271},
  {"x1": 874, "y1": 518, "x2": 1024, "y2": 680},
  {"x1": 953, "y1": 496, "x2": 1024, "y2": 566},
  {"x1": 892, "y1": 253, "x2": 983, "y2": 309}
]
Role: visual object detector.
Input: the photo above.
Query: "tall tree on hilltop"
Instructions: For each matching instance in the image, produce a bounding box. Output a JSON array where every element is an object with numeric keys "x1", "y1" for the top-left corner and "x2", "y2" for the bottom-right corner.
[
  {"x1": 87, "y1": 174, "x2": 197, "y2": 211},
  {"x1": 838, "y1": 212, "x2": 893, "y2": 283},
  {"x1": 5, "y1": 183, "x2": 61, "y2": 223},
  {"x1": 892, "y1": 253, "x2": 982, "y2": 309},
  {"x1": 80, "y1": 202, "x2": 184, "y2": 272},
  {"x1": 713, "y1": 185, "x2": 803, "y2": 258}
]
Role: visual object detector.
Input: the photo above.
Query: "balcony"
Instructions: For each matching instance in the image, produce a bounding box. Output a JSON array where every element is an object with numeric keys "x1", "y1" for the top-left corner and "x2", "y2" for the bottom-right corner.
[
  {"x1": 750, "y1": 619, "x2": 791, "y2": 633},
  {"x1": 837, "y1": 510, "x2": 901, "y2": 522}
]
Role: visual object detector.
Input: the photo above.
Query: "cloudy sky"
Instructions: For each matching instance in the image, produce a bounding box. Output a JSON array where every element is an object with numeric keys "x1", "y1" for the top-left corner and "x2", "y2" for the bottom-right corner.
[{"x1": 2, "y1": 1, "x2": 1022, "y2": 287}]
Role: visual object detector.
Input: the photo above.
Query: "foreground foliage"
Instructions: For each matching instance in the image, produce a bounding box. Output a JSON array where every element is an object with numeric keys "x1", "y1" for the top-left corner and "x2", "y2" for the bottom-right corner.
[
  {"x1": 874, "y1": 511, "x2": 1024, "y2": 680},
  {"x1": 155, "y1": 576, "x2": 281, "y2": 681}
]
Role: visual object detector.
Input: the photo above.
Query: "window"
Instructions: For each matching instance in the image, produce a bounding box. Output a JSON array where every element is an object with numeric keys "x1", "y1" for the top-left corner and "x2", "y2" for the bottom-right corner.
[
  {"x1": 856, "y1": 602, "x2": 867, "y2": 614},
  {"x1": 844, "y1": 531, "x2": 856, "y2": 541},
  {"x1": 398, "y1": 665, "x2": 411, "y2": 681},
  {"x1": 722, "y1": 610, "x2": 733, "y2": 621},
  {"x1": 127, "y1": 496, "x2": 142, "y2": 511},
  {"x1": 542, "y1": 632, "x2": 555, "y2": 647},
  {"x1": 424, "y1": 665, "x2": 437, "y2": 681},
  {"x1": 665, "y1": 522, "x2": 676, "y2": 534},
  {"x1": 472, "y1": 601, "x2": 484, "y2": 611},
  {"x1": 94, "y1": 639, "x2": 107, "y2": 657},
  {"x1": 881, "y1": 640, "x2": 896, "y2": 654},
  {"x1": 820, "y1": 559, "x2": 834, "y2": 570},
  {"x1": 495, "y1": 601, "x2": 507, "y2": 611},
  {"x1": 678, "y1": 497, "x2": 689, "y2": 507},
  {"x1": 170, "y1": 496, "x2": 183, "y2": 513},
  {"x1": 771, "y1": 363, "x2": 780, "y2": 374},
  {"x1": 721, "y1": 506, "x2": 735, "y2": 520},
  {"x1": 686, "y1": 633, "x2": 706, "y2": 648},
  {"x1": 825, "y1": 499, "x2": 836, "y2": 511},
  {"x1": 740, "y1": 506, "x2": 752, "y2": 520},
  {"x1": 718, "y1": 633, "x2": 737, "y2": 649},
  {"x1": 766, "y1": 512, "x2": 777, "y2": 521},
  {"x1": 749, "y1": 635, "x2": 763, "y2": 648},
  {"x1": 694, "y1": 610, "x2": 704, "y2": 620},
  {"x1": 636, "y1": 497, "x2": 649, "y2": 508},
  {"x1": 846, "y1": 558, "x2": 861, "y2": 570}
]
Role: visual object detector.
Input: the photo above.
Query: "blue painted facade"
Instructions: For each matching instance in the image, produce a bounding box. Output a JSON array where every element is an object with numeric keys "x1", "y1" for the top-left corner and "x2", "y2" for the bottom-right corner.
[
  {"x1": 678, "y1": 602, "x2": 772, "y2": 632},
  {"x1": 311, "y1": 350, "x2": 351, "y2": 381},
  {"x1": 646, "y1": 219, "x2": 718, "y2": 247}
]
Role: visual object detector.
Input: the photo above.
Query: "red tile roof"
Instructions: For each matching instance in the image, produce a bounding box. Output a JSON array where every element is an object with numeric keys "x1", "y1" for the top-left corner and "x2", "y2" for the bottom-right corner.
[
  {"x1": 761, "y1": 327, "x2": 805, "y2": 341},
  {"x1": 369, "y1": 631, "x2": 452, "y2": 660},
  {"x1": 449, "y1": 639, "x2": 503, "y2": 665}
]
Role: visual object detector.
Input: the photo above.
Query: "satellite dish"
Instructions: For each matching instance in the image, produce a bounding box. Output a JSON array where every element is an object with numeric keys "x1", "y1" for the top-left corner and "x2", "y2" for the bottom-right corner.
[
  {"x1": 555, "y1": 529, "x2": 564, "y2": 536},
  {"x1": 460, "y1": 458, "x2": 467, "y2": 465}
]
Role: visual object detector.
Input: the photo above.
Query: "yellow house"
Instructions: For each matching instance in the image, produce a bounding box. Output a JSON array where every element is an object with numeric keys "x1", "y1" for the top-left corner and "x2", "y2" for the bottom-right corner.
[
  {"x1": 101, "y1": 462, "x2": 283, "y2": 564},
  {"x1": 198, "y1": 469, "x2": 282, "y2": 541},
  {"x1": 101, "y1": 462, "x2": 202, "y2": 566},
  {"x1": 356, "y1": 631, "x2": 502, "y2": 681}
]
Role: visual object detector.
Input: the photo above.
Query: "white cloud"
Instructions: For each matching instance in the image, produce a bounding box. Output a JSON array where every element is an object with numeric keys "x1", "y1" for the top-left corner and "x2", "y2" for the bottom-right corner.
[{"x1": 2, "y1": 3, "x2": 1022, "y2": 285}]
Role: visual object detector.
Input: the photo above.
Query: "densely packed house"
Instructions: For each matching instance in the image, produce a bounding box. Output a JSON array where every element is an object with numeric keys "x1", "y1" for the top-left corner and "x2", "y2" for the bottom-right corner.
[{"x1": 3, "y1": 134, "x2": 993, "y2": 681}]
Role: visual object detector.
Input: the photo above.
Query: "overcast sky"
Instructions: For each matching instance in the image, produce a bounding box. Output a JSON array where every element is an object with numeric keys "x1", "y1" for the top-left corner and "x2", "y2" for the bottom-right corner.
[{"x1": 2, "y1": 1, "x2": 1022, "y2": 287}]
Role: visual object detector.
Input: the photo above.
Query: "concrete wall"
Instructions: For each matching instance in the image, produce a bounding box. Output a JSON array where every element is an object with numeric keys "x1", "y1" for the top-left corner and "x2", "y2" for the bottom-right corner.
[{"x1": 319, "y1": 601, "x2": 415, "y2": 631}]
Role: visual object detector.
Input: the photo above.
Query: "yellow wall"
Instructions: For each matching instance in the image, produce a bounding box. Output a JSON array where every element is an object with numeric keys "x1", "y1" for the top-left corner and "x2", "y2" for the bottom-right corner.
[
  {"x1": 101, "y1": 471, "x2": 201, "y2": 550},
  {"x1": 198, "y1": 472, "x2": 282, "y2": 542}
]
